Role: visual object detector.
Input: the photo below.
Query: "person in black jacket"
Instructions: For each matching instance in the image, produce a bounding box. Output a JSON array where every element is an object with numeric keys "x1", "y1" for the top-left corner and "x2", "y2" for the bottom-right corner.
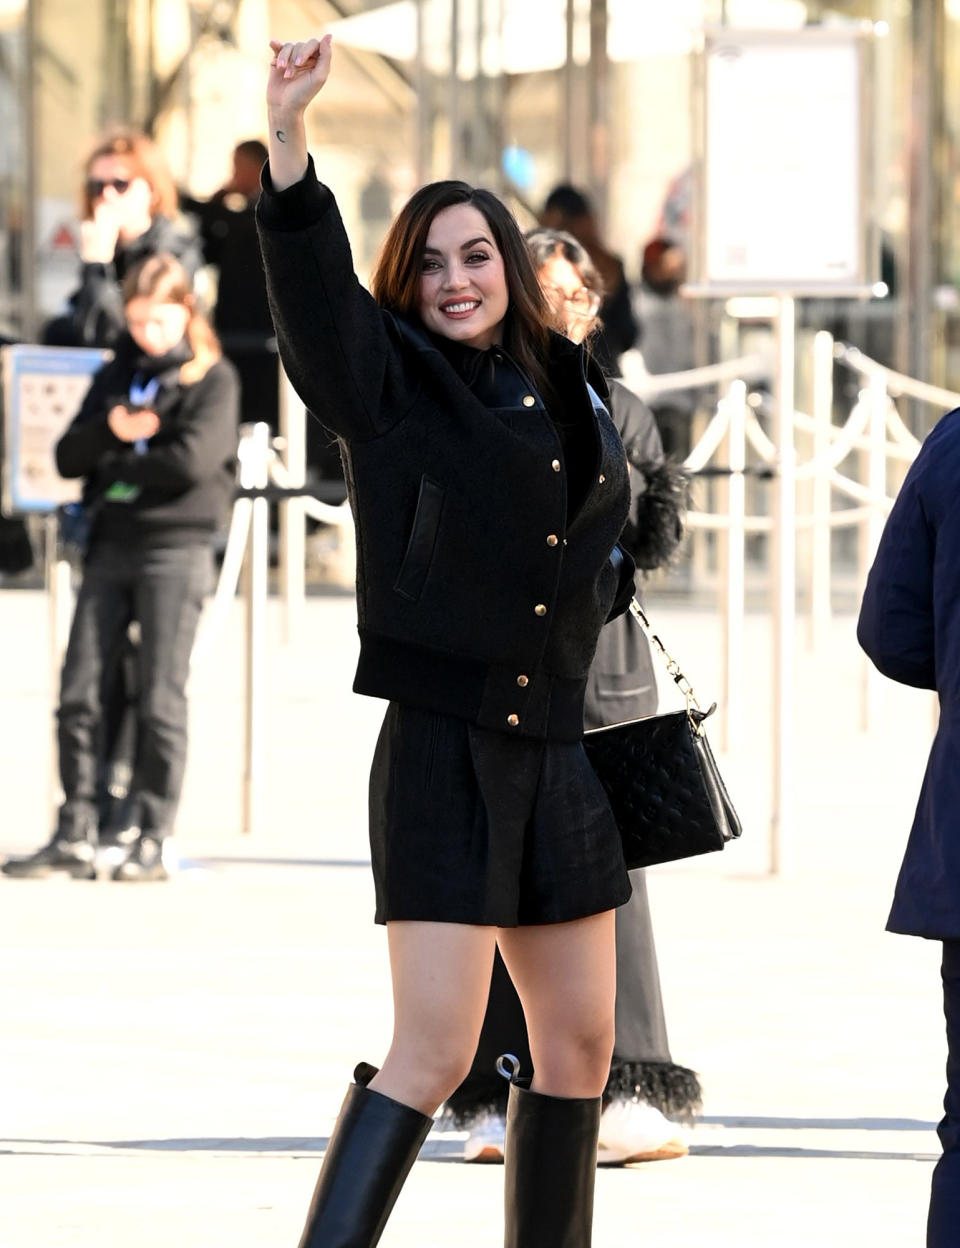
[
  {"x1": 540, "y1": 183, "x2": 638, "y2": 377},
  {"x1": 443, "y1": 228, "x2": 698, "y2": 1167},
  {"x1": 3, "y1": 254, "x2": 238, "y2": 883},
  {"x1": 259, "y1": 34, "x2": 636, "y2": 1248},
  {"x1": 181, "y1": 140, "x2": 280, "y2": 431},
  {"x1": 44, "y1": 128, "x2": 201, "y2": 350}
]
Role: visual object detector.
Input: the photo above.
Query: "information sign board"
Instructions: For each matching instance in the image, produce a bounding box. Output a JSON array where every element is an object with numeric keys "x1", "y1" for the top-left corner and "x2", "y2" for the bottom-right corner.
[
  {"x1": 693, "y1": 26, "x2": 877, "y2": 294},
  {"x1": 2, "y1": 344, "x2": 109, "y2": 515}
]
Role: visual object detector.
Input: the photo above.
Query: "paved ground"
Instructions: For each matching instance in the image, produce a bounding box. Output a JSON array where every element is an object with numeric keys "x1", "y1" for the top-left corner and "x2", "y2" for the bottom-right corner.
[{"x1": 0, "y1": 588, "x2": 948, "y2": 1246}]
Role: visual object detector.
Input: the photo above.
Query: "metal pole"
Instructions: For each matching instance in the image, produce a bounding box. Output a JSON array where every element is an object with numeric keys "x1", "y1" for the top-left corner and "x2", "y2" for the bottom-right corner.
[
  {"x1": 22, "y1": 0, "x2": 39, "y2": 340},
  {"x1": 241, "y1": 422, "x2": 271, "y2": 836},
  {"x1": 563, "y1": 0, "x2": 575, "y2": 180},
  {"x1": 278, "y1": 369, "x2": 306, "y2": 646},
  {"x1": 449, "y1": 0, "x2": 460, "y2": 177},
  {"x1": 770, "y1": 295, "x2": 796, "y2": 876},
  {"x1": 859, "y1": 369, "x2": 888, "y2": 733},
  {"x1": 722, "y1": 380, "x2": 747, "y2": 755},
  {"x1": 415, "y1": 0, "x2": 429, "y2": 185},
  {"x1": 587, "y1": 0, "x2": 609, "y2": 229},
  {"x1": 810, "y1": 330, "x2": 834, "y2": 650}
]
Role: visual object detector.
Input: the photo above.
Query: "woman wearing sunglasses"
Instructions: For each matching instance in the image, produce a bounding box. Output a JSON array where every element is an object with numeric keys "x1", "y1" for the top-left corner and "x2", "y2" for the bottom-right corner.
[{"x1": 45, "y1": 128, "x2": 201, "y2": 349}]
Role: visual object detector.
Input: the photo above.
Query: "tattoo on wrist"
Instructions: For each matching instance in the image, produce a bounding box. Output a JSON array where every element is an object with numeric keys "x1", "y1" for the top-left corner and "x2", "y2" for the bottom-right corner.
[{"x1": 275, "y1": 129, "x2": 286, "y2": 143}]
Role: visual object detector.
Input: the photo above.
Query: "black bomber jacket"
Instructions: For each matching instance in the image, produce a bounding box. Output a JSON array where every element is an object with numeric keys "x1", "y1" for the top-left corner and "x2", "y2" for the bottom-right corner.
[{"x1": 256, "y1": 159, "x2": 635, "y2": 741}]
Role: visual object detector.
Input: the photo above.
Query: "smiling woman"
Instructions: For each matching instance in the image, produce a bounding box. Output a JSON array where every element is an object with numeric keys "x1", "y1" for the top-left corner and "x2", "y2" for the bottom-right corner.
[{"x1": 257, "y1": 34, "x2": 638, "y2": 1248}]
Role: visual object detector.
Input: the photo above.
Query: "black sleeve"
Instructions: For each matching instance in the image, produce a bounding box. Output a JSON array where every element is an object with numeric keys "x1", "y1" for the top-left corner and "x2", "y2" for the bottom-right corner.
[
  {"x1": 256, "y1": 157, "x2": 416, "y2": 443},
  {"x1": 65, "y1": 263, "x2": 126, "y2": 348},
  {"x1": 600, "y1": 264, "x2": 639, "y2": 358},
  {"x1": 55, "y1": 366, "x2": 127, "y2": 478},
  {"x1": 108, "y1": 361, "x2": 239, "y2": 490}
]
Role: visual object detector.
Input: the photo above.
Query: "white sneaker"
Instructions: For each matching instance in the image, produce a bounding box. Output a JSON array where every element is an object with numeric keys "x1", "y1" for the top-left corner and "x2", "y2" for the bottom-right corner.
[
  {"x1": 462, "y1": 1111, "x2": 506, "y2": 1163},
  {"x1": 597, "y1": 1099, "x2": 688, "y2": 1165}
]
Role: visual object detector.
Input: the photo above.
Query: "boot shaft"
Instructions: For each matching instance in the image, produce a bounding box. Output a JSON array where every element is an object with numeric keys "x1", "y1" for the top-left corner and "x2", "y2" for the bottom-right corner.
[
  {"x1": 298, "y1": 1070, "x2": 433, "y2": 1248},
  {"x1": 503, "y1": 1080, "x2": 601, "y2": 1248}
]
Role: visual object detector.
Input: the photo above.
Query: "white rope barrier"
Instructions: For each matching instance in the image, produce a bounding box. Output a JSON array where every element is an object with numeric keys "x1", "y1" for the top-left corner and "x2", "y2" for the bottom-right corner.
[
  {"x1": 683, "y1": 400, "x2": 732, "y2": 473},
  {"x1": 836, "y1": 344, "x2": 960, "y2": 411},
  {"x1": 620, "y1": 351, "x2": 768, "y2": 398}
]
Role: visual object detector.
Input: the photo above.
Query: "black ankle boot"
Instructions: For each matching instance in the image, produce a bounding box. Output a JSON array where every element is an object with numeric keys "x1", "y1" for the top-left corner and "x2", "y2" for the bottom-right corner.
[
  {"x1": 501, "y1": 1060, "x2": 602, "y2": 1248},
  {"x1": 1, "y1": 826, "x2": 97, "y2": 879},
  {"x1": 297, "y1": 1063, "x2": 433, "y2": 1248}
]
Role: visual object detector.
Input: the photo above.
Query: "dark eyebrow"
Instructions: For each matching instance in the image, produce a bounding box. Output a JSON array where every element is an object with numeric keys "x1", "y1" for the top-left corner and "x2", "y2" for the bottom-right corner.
[{"x1": 423, "y1": 235, "x2": 494, "y2": 255}]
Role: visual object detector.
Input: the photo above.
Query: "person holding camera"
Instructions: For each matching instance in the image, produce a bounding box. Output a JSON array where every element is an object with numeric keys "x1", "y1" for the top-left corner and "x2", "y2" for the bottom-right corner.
[{"x1": 3, "y1": 253, "x2": 238, "y2": 882}]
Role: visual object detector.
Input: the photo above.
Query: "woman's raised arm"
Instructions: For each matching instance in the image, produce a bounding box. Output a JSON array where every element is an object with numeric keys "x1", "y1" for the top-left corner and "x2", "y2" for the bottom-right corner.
[{"x1": 266, "y1": 34, "x2": 332, "y2": 191}]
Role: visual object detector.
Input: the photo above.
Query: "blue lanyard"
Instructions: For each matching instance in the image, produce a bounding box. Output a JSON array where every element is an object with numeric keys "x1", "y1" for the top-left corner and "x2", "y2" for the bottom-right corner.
[{"x1": 129, "y1": 373, "x2": 161, "y2": 453}]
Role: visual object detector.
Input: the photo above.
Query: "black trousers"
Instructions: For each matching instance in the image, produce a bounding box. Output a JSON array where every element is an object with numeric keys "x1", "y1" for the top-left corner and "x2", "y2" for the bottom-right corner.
[
  {"x1": 57, "y1": 541, "x2": 211, "y2": 837},
  {"x1": 929, "y1": 940, "x2": 960, "y2": 1246}
]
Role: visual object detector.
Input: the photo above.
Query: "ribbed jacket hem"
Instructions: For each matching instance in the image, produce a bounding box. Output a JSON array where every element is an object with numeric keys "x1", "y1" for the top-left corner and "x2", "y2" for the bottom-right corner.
[{"x1": 354, "y1": 631, "x2": 588, "y2": 742}]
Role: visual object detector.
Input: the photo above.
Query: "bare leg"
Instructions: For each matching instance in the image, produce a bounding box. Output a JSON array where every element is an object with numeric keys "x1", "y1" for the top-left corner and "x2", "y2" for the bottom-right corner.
[
  {"x1": 498, "y1": 910, "x2": 617, "y2": 1098},
  {"x1": 368, "y1": 921, "x2": 499, "y2": 1114}
]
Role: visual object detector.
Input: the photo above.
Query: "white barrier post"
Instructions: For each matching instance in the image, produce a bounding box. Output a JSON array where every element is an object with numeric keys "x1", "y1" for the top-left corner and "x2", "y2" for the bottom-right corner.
[
  {"x1": 278, "y1": 369, "x2": 306, "y2": 646},
  {"x1": 722, "y1": 381, "x2": 747, "y2": 754},
  {"x1": 859, "y1": 370, "x2": 888, "y2": 732},
  {"x1": 771, "y1": 295, "x2": 796, "y2": 877},
  {"x1": 241, "y1": 422, "x2": 271, "y2": 836},
  {"x1": 810, "y1": 331, "x2": 834, "y2": 650}
]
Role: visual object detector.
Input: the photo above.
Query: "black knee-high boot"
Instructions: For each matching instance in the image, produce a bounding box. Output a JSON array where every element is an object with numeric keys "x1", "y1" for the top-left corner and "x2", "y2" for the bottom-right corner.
[
  {"x1": 502, "y1": 1067, "x2": 602, "y2": 1248},
  {"x1": 297, "y1": 1064, "x2": 433, "y2": 1248}
]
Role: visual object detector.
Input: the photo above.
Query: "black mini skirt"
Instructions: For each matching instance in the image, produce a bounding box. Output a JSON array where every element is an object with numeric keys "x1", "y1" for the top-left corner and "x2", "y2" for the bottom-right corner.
[{"x1": 368, "y1": 702, "x2": 631, "y2": 927}]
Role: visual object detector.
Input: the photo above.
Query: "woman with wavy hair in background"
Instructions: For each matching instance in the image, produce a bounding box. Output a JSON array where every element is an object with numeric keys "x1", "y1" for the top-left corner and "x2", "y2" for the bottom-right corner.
[{"x1": 441, "y1": 227, "x2": 699, "y2": 1167}]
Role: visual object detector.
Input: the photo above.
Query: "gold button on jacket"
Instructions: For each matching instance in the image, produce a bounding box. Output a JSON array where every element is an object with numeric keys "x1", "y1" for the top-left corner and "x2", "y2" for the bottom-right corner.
[
  {"x1": 517, "y1": 674, "x2": 529, "y2": 687},
  {"x1": 534, "y1": 603, "x2": 547, "y2": 616},
  {"x1": 507, "y1": 713, "x2": 519, "y2": 726}
]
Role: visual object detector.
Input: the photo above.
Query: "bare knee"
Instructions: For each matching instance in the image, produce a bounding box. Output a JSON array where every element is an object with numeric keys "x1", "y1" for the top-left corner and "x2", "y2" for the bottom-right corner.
[
  {"x1": 529, "y1": 1019, "x2": 614, "y2": 1098},
  {"x1": 374, "y1": 1028, "x2": 479, "y2": 1114}
]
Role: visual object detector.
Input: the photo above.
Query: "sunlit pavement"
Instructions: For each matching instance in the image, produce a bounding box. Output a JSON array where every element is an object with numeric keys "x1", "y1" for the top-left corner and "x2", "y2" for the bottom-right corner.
[{"x1": 0, "y1": 589, "x2": 944, "y2": 1246}]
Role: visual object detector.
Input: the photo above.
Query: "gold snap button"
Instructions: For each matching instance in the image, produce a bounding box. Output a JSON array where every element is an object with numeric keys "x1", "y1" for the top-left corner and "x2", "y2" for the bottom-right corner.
[
  {"x1": 517, "y1": 674, "x2": 529, "y2": 687},
  {"x1": 551, "y1": 459, "x2": 561, "y2": 472},
  {"x1": 534, "y1": 603, "x2": 547, "y2": 616},
  {"x1": 598, "y1": 473, "x2": 606, "y2": 484},
  {"x1": 522, "y1": 394, "x2": 536, "y2": 408},
  {"x1": 546, "y1": 534, "x2": 558, "y2": 547},
  {"x1": 507, "y1": 713, "x2": 519, "y2": 726}
]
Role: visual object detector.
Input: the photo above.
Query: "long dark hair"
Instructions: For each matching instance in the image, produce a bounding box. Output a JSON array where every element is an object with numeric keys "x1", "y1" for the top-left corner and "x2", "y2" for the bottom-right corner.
[{"x1": 371, "y1": 181, "x2": 551, "y2": 395}]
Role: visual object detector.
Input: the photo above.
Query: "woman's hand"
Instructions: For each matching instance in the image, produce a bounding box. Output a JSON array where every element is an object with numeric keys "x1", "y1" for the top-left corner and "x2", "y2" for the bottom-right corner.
[
  {"x1": 265, "y1": 35, "x2": 332, "y2": 191},
  {"x1": 108, "y1": 405, "x2": 160, "y2": 443},
  {"x1": 267, "y1": 35, "x2": 332, "y2": 118},
  {"x1": 79, "y1": 204, "x2": 122, "y2": 265}
]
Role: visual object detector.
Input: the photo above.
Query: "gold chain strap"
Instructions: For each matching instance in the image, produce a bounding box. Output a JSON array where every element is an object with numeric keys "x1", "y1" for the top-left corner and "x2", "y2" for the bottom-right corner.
[{"x1": 628, "y1": 598, "x2": 707, "y2": 726}]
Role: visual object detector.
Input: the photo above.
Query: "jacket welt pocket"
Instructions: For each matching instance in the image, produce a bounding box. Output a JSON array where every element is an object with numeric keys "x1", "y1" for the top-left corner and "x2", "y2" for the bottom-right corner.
[{"x1": 394, "y1": 475, "x2": 445, "y2": 602}]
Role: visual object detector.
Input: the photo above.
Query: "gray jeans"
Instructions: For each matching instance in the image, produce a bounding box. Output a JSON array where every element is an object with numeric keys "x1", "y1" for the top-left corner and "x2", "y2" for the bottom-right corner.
[{"x1": 57, "y1": 541, "x2": 212, "y2": 837}]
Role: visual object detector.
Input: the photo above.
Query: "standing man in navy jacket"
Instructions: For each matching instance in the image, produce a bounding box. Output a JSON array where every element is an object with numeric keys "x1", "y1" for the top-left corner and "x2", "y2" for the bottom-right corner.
[{"x1": 858, "y1": 405, "x2": 960, "y2": 1246}]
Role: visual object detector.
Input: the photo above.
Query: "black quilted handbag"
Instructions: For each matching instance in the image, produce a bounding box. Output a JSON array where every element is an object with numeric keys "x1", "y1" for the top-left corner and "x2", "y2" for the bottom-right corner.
[{"x1": 583, "y1": 600, "x2": 742, "y2": 869}]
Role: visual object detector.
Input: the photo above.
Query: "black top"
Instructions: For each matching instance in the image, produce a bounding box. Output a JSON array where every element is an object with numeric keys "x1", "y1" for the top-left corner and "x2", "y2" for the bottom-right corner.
[
  {"x1": 56, "y1": 333, "x2": 239, "y2": 548},
  {"x1": 256, "y1": 158, "x2": 635, "y2": 740}
]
